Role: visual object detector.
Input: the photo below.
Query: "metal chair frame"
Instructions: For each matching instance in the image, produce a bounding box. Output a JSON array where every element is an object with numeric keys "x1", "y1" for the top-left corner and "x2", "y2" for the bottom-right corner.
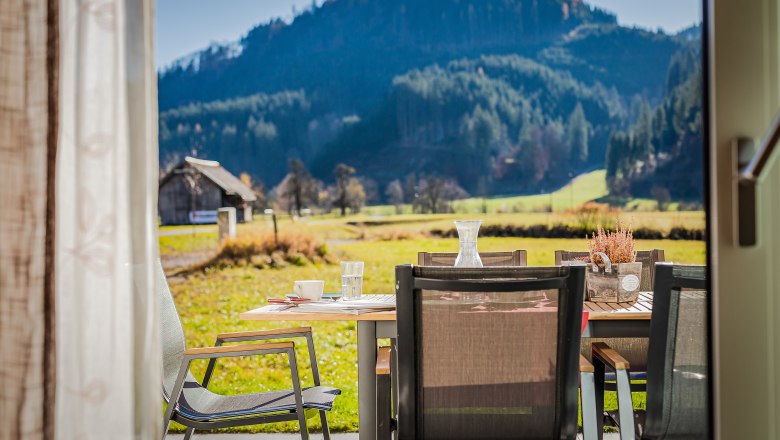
[
  {"x1": 162, "y1": 329, "x2": 335, "y2": 440},
  {"x1": 557, "y1": 249, "x2": 665, "y2": 396},
  {"x1": 418, "y1": 250, "x2": 527, "y2": 267},
  {"x1": 164, "y1": 342, "x2": 307, "y2": 434},
  {"x1": 395, "y1": 265, "x2": 587, "y2": 439},
  {"x1": 158, "y1": 259, "x2": 336, "y2": 440},
  {"x1": 592, "y1": 264, "x2": 708, "y2": 440}
]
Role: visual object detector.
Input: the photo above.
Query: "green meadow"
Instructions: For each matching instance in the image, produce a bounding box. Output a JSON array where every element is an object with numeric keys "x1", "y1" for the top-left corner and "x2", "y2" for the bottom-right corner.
[{"x1": 161, "y1": 208, "x2": 705, "y2": 433}]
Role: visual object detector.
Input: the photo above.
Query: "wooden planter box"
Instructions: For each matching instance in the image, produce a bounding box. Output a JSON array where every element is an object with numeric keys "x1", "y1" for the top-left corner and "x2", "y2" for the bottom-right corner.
[{"x1": 586, "y1": 261, "x2": 642, "y2": 303}]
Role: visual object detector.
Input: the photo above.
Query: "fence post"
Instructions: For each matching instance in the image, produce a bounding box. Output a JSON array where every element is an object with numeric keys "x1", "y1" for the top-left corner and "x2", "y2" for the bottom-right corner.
[
  {"x1": 217, "y1": 207, "x2": 236, "y2": 242},
  {"x1": 264, "y1": 208, "x2": 278, "y2": 246}
]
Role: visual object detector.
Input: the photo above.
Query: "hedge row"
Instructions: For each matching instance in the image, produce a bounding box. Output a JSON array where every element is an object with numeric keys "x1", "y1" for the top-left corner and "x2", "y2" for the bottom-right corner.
[{"x1": 430, "y1": 224, "x2": 705, "y2": 241}]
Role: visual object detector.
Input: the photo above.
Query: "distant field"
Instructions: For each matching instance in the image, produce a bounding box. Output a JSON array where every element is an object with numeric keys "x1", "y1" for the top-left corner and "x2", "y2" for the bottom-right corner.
[
  {"x1": 159, "y1": 208, "x2": 706, "y2": 258},
  {"x1": 454, "y1": 169, "x2": 609, "y2": 213},
  {"x1": 363, "y1": 170, "x2": 693, "y2": 216},
  {"x1": 319, "y1": 211, "x2": 705, "y2": 237}
]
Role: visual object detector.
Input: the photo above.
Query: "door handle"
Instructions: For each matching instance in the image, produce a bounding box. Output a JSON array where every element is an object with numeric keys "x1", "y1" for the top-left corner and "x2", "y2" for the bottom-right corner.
[{"x1": 733, "y1": 110, "x2": 780, "y2": 246}]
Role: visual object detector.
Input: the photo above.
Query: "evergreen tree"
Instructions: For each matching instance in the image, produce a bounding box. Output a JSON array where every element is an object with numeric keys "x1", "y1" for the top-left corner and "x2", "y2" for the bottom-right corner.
[
  {"x1": 567, "y1": 102, "x2": 589, "y2": 166},
  {"x1": 632, "y1": 100, "x2": 655, "y2": 159},
  {"x1": 605, "y1": 131, "x2": 628, "y2": 193}
]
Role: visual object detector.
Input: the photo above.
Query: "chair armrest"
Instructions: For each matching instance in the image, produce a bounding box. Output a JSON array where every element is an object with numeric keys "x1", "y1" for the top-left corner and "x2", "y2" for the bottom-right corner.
[
  {"x1": 185, "y1": 342, "x2": 294, "y2": 360},
  {"x1": 376, "y1": 346, "x2": 392, "y2": 375},
  {"x1": 580, "y1": 355, "x2": 595, "y2": 373},
  {"x1": 204, "y1": 328, "x2": 322, "y2": 389},
  {"x1": 165, "y1": 340, "x2": 302, "y2": 424},
  {"x1": 215, "y1": 326, "x2": 312, "y2": 343},
  {"x1": 592, "y1": 342, "x2": 630, "y2": 370}
]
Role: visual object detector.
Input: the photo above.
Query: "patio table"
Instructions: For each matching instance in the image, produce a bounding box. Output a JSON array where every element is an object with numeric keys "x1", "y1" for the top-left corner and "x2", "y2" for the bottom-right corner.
[{"x1": 240, "y1": 292, "x2": 655, "y2": 440}]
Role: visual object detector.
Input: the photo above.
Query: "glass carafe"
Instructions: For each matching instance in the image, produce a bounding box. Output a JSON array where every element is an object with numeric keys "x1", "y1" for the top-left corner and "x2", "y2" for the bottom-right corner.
[{"x1": 454, "y1": 220, "x2": 483, "y2": 268}]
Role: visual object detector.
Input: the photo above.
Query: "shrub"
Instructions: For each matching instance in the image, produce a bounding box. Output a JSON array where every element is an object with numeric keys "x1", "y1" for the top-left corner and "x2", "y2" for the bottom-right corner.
[
  {"x1": 668, "y1": 227, "x2": 705, "y2": 241},
  {"x1": 372, "y1": 229, "x2": 424, "y2": 241},
  {"x1": 428, "y1": 222, "x2": 704, "y2": 241},
  {"x1": 191, "y1": 231, "x2": 331, "y2": 272},
  {"x1": 587, "y1": 221, "x2": 636, "y2": 266},
  {"x1": 566, "y1": 202, "x2": 620, "y2": 231},
  {"x1": 632, "y1": 227, "x2": 664, "y2": 240}
]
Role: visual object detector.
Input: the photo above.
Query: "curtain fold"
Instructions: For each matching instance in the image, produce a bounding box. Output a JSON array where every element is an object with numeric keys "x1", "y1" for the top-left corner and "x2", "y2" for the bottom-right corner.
[
  {"x1": 56, "y1": 0, "x2": 160, "y2": 437},
  {"x1": 0, "y1": 0, "x2": 58, "y2": 438}
]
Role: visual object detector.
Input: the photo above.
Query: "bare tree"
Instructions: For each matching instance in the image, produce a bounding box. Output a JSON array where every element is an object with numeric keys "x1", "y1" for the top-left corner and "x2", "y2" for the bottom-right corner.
[
  {"x1": 359, "y1": 177, "x2": 379, "y2": 205},
  {"x1": 651, "y1": 185, "x2": 672, "y2": 212},
  {"x1": 416, "y1": 177, "x2": 468, "y2": 214},
  {"x1": 283, "y1": 158, "x2": 318, "y2": 216},
  {"x1": 345, "y1": 178, "x2": 366, "y2": 213},
  {"x1": 385, "y1": 179, "x2": 404, "y2": 214},
  {"x1": 240, "y1": 172, "x2": 267, "y2": 211},
  {"x1": 176, "y1": 166, "x2": 204, "y2": 231},
  {"x1": 403, "y1": 173, "x2": 417, "y2": 204},
  {"x1": 333, "y1": 163, "x2": 356, "y2": 216},
  {"x1": 160, "y1": 151, "x2": 182, "y2": 179}
]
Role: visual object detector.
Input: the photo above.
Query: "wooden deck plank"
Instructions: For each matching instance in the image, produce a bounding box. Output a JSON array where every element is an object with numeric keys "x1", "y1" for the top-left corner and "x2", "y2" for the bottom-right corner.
[{"x1": 633, "y1": 302, "x2": 653, "y2": 312}]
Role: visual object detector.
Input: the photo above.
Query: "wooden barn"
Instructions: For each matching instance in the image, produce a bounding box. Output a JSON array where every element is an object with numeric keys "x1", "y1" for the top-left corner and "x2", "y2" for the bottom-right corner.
[{"x1": 158, "y1": 157, "x2": 256, "y2": 225}]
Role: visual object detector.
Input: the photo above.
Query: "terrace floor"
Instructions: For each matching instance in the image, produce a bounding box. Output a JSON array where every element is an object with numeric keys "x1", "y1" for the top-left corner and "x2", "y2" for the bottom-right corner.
[{"x1": 165, "y1": 433, "x2": 621, "y2": 439}]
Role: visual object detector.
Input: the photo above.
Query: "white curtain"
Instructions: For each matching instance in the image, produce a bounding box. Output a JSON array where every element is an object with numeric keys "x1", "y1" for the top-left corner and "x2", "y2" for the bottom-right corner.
[{"x1": 56, "y1": 0, "x2": 161, "y2": 438}]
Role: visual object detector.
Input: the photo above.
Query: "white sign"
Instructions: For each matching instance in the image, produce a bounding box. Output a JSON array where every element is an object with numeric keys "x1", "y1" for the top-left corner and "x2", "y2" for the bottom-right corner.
[
  {"x1": 189, "y1": 210, "x2": 218, "y2": 224},
  {"x1": 621, "y1": 274, "x2": 640, "y2": 292}
]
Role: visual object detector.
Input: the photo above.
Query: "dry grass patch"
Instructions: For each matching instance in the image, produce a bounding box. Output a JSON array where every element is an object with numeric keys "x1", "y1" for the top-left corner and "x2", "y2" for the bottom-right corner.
[
  {"x1": 187, "y1": 231, "x2": 332, "y2": 272},
  {"x1": 370, "y1": 228, "x2": 426, "y2": 241}
]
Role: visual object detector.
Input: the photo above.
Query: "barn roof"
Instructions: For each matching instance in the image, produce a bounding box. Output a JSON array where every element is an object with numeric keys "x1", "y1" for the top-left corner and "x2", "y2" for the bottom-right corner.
[{"x1": 161, "y1": 156, "x2": 257, "y2": 202}]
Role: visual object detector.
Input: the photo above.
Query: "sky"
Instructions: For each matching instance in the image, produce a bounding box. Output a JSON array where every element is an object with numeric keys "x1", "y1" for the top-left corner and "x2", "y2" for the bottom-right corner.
[
  {"x1": 156, "y1": 0, "x2": 702, "y2": 68},
  {"x1": 156, "y1": 0, "x2": 321, "y2": 69}
]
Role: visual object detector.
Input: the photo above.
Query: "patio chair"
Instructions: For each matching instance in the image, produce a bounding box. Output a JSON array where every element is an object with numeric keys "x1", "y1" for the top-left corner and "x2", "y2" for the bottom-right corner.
[
  {"x1": 592, "y1": 264, "x2": 709, "y2": 439},
  {"x1": 375, "y1": 250, "x2": 529, "y2": 436},
  {"x1": 376, "y1": 346, "x2": 395, "y2": 440},
  {"x1": 556, "y1": 249, "x2": 666, "y2": 392},
  {"x1": 395, "y1": 265, "x2": 592, "y2": 439},
  {"x1": 158, "y1": 262, "x2": 340, "y2": 440},
  {"x1": 418, "y1": 250, "x2": 527, "y2": 267}
]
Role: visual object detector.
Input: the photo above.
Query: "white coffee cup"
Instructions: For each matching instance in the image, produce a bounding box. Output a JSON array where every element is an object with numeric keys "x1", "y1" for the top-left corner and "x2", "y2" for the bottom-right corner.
[{"x1": 294, "y1": 280, "x2": 325, "y2": 301}]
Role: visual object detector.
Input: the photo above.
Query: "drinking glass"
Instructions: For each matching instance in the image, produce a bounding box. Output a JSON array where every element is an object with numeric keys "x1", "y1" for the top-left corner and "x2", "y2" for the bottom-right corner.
[{"x1": 341, "y1": 261, "x2": 364, "y2": 301}]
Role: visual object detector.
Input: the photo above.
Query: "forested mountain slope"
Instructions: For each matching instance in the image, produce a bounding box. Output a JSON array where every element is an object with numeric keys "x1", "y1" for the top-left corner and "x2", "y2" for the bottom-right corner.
[{"x1": 158, "y1": 0, "x2": 702, "y2": 200}]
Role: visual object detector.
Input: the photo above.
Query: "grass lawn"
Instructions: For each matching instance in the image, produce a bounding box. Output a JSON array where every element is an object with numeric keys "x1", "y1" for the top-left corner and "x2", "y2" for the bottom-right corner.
[
  {"x1": 159, "y1": 230, "x2": 218, "y2": 254},
  {"x1": 165, "y1": 232, "x2": 705, "y2": 432}
]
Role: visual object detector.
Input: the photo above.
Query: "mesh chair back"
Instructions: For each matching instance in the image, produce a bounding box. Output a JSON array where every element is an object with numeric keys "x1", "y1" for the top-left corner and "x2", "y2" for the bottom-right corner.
[
  {"x1": 396, "y1": 265, "x2": 586, "y2": 439},
  {"x1": 554, "y1": 249, "x2": 664, "y2": 291},
  {"x1": 418, "y1": 250, "x2": 527, "y2": 267},
  {"x1": 643, "y1": 264, "x2": 709, "y2": 439},
  {"x1": 156, "y1": 261, "x2": 190, "y2": 400}
]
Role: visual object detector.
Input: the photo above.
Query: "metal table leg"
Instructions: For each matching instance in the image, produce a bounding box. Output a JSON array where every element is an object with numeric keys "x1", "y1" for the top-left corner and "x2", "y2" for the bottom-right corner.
[
  {"x1": 358, "y1": 320, "x2": 378, "y2": 440},
  {"x1": 390, "y1": 338, "x2": 398, "y2": 420},
  {"x1": 580, "y1": 370, "x2": 598, "y2": 440}
]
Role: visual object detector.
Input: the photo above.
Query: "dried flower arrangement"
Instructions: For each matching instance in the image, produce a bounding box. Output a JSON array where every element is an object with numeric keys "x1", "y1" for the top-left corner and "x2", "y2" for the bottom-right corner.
[{"x1": 587, "y1": 220, "x2": 637, "y2": 266}]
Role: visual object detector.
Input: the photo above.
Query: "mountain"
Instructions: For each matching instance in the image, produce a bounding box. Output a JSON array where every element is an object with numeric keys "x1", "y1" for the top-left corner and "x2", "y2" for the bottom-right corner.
[
  {"x1": 158, "y1": 0, "x2": 615, "y2": 112},
  {"x1": 310, "y1": 54, "x2": 624, "y2": 192},
  {"x1": 605, "y1": 42, "x2": 704, "y2": 202},
  {"x1": 158, "y1": 0, "x2": 701, "y2": 200},
  {"x1": 538, "y1": 24, "x2": 683, "y2": 102}
]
